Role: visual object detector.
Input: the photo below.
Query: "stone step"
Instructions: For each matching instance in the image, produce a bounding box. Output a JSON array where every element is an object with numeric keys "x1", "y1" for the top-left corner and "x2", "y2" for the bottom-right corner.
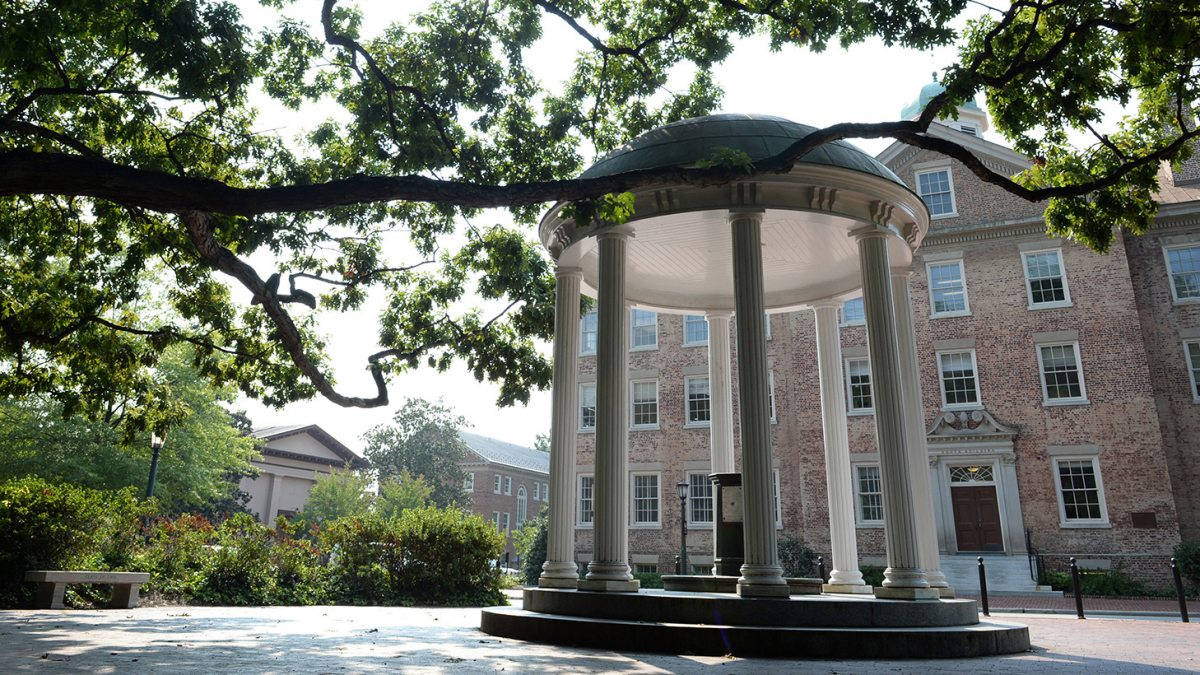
[{"x1": 937, "y1": 554, "x2": 1058, "y2": 595}]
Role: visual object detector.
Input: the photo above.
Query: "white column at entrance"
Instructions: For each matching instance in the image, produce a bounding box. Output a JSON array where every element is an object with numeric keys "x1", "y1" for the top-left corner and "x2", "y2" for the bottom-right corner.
[
  {"x1": 580, "y1": 227, "x2": 638, "y2": 592},
  {"x1": 855, "y1": 229, "x2": 937, "y2": 600},
  {"x1": 729, "y1": 209, "x2": 788, "y2": 598},
  {"x1": 540, "y1": 266, "x2": 582, "y2": 588},
  {"x1": 706, "y1": 311, "x2": 735, "y2": 475},
  {"x1": 891, "y1": 267, "x2": 952, "y2": 595},
  {"x1": 812, "y1": 301, "x2": 873, "y2": 594}
]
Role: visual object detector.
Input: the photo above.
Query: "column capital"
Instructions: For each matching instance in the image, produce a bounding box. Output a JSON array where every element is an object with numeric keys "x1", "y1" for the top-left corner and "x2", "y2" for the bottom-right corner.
[
  {"x1": 727, "y1": 208, "x2": 765, "y2": 226},
  {"x1": 704, "y1": 309, "x2": 733, "y2": 320},
  {"x1": 555, "y1": 265, "x2": 583, "y2": 279},
  {"x1": 596, "y1": 224, "x2": 635, "y2": 241},
  {"x1": 889, "y1": 264, "x2": 914, "y2": 278},
  {"x1": 849, "y1": 224, "x2": 896, "y2": 242},
  {"x1": 810, "y1": 298, "x2": 842, "y2": 310}
]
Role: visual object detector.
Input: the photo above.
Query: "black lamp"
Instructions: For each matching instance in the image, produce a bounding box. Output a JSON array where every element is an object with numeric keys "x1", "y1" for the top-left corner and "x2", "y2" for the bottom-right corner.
[{"x1": 676, "y1": 480, "x2": 689, "y2": 575}]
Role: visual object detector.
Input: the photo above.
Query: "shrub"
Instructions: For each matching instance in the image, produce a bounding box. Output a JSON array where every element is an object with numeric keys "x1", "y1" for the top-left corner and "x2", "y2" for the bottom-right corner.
[
  {"x1": 860, "y1": 565, "x2": 886, "y2": 588},
  {"x1": 135, "y1": 513, "x2": 217, "y2": 599},
  {"x1": 514, "y1": 512, "x2": 548, "y2": 586},
  {"x1": 0, "y1": 477, "x2": 149, "y2": 607},
  {"x1": 192, "y1": 514, "x2": 278, "y2": 606},
  {"x1": 301, "y1": 470, "x2": 373, "y2": 523},
  {"x1": 777, "y1": 535, "x2": 818, "y2": 578},
  {"x1": 270, "y1": 517, "x2": 329, "y2": 605},
  {"x1": 1174, "y1": 541, "x2": 1200, "y2": 592},
  {"x1": 1041, "y1": 567, "x2": 1146, "y2": 596},
  {"x1": 633, "y1": 572, "x2": 663, "y2": 588}
]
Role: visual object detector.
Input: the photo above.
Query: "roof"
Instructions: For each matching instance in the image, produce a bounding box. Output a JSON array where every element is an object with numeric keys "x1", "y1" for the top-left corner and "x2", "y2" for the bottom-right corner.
[
  {"x1": 579, "y1": 113, "x2": 906, "y2": 188},
  {"x1": 251, "y1": 424, "x2": 367, "y2": 469},
  {"x1": 901, "y1": 78, "x2": 984, "y2": 120},
  {"x1": 459, "y1": 431, "x2": 549, "y2": 474}
]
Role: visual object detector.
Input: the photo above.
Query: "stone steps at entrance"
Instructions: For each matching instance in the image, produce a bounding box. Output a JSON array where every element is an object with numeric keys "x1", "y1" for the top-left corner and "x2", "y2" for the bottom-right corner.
[{"x1": 939, "y1": 554, "x2": 1058, "y2": 595}]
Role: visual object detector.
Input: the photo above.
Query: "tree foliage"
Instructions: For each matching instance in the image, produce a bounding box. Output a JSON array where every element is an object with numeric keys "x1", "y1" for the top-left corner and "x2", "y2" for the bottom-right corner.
[
  {"x1": 375, "y1": 470, "x2": 435, "y2": 519},
  {"x1": 1, "y1": 0, "x2": 1196, "y2": 416},
  {"x1": 361, "y1": 398, "x2": 468, "y2": 508},
  {"x1": 299, "y1": 468, "x2": 373, "y2": 522}
]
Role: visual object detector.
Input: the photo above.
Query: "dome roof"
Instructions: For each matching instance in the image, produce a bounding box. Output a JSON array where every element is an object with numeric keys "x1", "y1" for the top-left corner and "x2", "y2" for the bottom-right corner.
[
  {"x1": 579, "y1": 113, "x2": 905, "y2": 188},
  {"x1": 900, "y1": 78, "x2": 983, "y2": 120}
]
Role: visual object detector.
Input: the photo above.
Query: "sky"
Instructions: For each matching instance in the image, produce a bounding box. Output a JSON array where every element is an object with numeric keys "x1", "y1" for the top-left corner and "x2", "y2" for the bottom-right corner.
[{"x1": 233, "y1": 1, "x2": 993, "y2": 453}]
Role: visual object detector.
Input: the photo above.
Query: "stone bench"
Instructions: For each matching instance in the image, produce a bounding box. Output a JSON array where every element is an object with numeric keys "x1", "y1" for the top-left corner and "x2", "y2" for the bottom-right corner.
[{"x1": 24, "y1": 571, "x2": 150, "y2": 609}]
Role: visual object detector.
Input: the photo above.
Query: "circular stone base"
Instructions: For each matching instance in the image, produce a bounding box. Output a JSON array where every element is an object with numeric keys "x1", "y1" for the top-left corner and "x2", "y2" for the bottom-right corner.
[{"x1": 479, "y1": 588, "x2": 1029, "y2": 658}]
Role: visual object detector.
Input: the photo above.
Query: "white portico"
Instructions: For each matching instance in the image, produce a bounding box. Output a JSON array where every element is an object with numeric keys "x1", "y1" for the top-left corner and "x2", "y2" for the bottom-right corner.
[{"x1": 536, "y1": 114, "x2": 942, "y2": 599}]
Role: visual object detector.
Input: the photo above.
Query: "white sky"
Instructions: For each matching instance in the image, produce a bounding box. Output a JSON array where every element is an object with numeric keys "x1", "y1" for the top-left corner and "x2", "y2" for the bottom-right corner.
[{"x1": 234, "y1": 2, "x2": 989, "y2": 452}]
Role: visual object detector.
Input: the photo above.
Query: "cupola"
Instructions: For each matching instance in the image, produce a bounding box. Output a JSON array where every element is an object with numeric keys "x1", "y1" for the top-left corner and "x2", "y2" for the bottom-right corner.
[{"x1": 900, "y1": 74, "x2": 989, "y2": 137}]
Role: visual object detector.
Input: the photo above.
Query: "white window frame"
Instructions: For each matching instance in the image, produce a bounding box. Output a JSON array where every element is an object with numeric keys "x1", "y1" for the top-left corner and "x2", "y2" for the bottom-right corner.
[
  {"x1": 686, "y1": 472, "x2": 714, "y2": 527},
  {"x1": 682, "y1": 314, "x2": 709, "y2": 346},
  {"x1": 683, "y1": 375, "x2": 711, "y2": 428},
  {"x1": 1163, "y1": 243, "x2": 1200, "y2": 304},
  {"x1": 772, "y1": 469, "x2": 782, "y2": 529},
  {"x1": 503, "y1": 512, "x2": 511, "y2": 533},
  {"x1": 516, "y1": 486, "x2": 527, "y2": 525},
  {"x1": 493, "y1": 511, "x2": 502, "y2": 532},
  {"x1": 630, "y1": 378, "x2": 660, "y2": 430},
  {"x1": 533, "y1": 482, "x2": 540, "y2": 501},
  {"x1": 576, "y1": 474, "x2": 594, "y2": 528},
  {"x1": 840, "y1": 296, "x2": 865, "y2": 327},
  {"x1": 852, "y1": 463, "x2": 885, "y2": 527},
  {"x1": 630, "y1": 309, "x2": 658, "y2": 351},
  {"x1": 926, "y1": 259, "x2": 971, "y2": 317},
  {"x1": 768, "y1": 370, "x2": 778, "y2": 424},
  {"x1": 493, "y1": 474, "x2": 502, "y2": 495},
  {"x1": 1021, "y1": 248, "x2": 1073, "y2": 309},
  {"x1": 504, "y1": 476, "x2": 512, "y2": 496},
  {"x1": 845, "y1": 357, "x2": 874, "y2": 415},
  {"x1": 463, "y1": 472, "x2": 475, "y2": 491},
  {"x1": 1036, "y1": 341, "x2": 1089, "y2": 406},
  {"x1": 915, "y1": 167, "x2": 957, "y2": 219},
  {"x1": 578, "y1": 382, "x2": 597, "y2": 432},
  {"x1": 936, "y1": 349, "x2": 982, "y2": 410},
  {"x1": 630, "y1": 472, "x2": 662, "y2": 528},
  {"x1": 764, "y1": 312, "x2": 772, "y2": 340},
  {"x1": 580, "y1": 310, "x2": 598, "y2": 355},
  {"x1": 1051, "y1": 456, "x2": 1110, "y2": 528},
  {"x1": 1187, "y1": 340, "x2": 1200, "y2": 403}
]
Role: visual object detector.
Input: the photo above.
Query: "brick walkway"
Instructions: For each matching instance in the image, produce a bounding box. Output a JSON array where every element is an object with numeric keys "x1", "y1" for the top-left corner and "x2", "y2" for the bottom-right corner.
[{"x1": 960, "y1": 592, "x2": 1197, "y2": 614}]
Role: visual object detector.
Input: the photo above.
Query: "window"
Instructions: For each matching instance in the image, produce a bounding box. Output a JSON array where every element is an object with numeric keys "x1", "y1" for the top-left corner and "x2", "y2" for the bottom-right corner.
[
  {"x1": 463, "y1": 473, "x2": 475, "y2": 491},
  {"x1": 493, "y1": 511, "x2": 502, "y2": 532},
  {"x1": 630, "y1": 309, "x2": 658, "y2": 350},
  {"x1": 580, "y1": 310, "x2": 598, "y2": 355},
  {"x1": 938, "y1": 350, "x2": 980, "y2": 409},
  {"x1": 1022, "y1": 249, "x2": 1071, "y2": 308},
  {"x1": 1053, "y1": 457, "x2": 1109, "y2": 526},
  {"x1": 1037, "y1": 342, "x2": 1087, "y2": 404},
  {"x1": 949, "y1": 464, "x2": 994, "y2": 483},
  {"x1": 683, "y1": 315, "x2": 709, "y2": 345},
  {"x1": 840, "y1": 297, "x2": 865, "y2": 326},
  {"x1": 532, "y1": 482, "x2": 540, "y2": 501},
  {"x1": 493, "y1": 474, "x2": 501, "y2": 494},
  {"x1": 503, "y1": 512, "x2": 511, "y2": 533},
  {"x1": 764, "y1": 312, "x2": 772, "y2": 339},
  {"x1": 687, "y1": 473, "x2": 714, "y2": 525},
  {"x1": 927, "y1": 260, "x2": 969, "y2": 316},
  {"x1": 916, "y1": 168, "x2": 956, "y2": 217},
  {"x1": 577, "y1": 475, "x2": 594, "y2": 525},
  {"x1": 504, "y1": 476, "x2": 512, "y2": 495},
  {"x1": 1165, "y1": 244, "x2": 1200, "y2": 303},
  {"x1": 632, "y1": 473, "x2": 660, "y2": 525},
  {"x1": 1187, "y1": 342, "x2": 1200, "y2": 402},
  {"x1": 855, "y1": 465, "x2": 884, "y2": 525},
  {"x1": 631, "y1": 379, "x2": 659, "y2": 429},
  {"x1": 957, "y1": 123, "x2": 978, "y2": 137},
  {"x1": 684, "y1": 376, "x2": 710, "y2": 426},
  {"x1": 768, "y1": 371, "x2": 777, "y2": 423},
  {"x1": 633, "y1": 563, "x2": 658, "y2": 574},
  {"x1": 579, "y1": 382, "x2": 597, "y2": 431},
  {"x1": 543, "y1": 482, "x2": 549, "y2": 501},
  {"x1": 772, "y1": 470, "x2": 782, "y2": 528},
  {"x1": 516, "y1": 486, "x2": 527, "y2": 525},
  {"x1": 845, "y1": 358, "x2": 873, "y2": 413}
]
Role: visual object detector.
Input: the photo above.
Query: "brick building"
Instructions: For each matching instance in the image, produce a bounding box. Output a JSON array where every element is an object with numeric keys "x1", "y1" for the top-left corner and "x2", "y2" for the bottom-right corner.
[
  {"x1": 459, "y1": 432, "x2": 550, "y2": 566},
  {"x1": 568, "y1": 83, "x2": 1200, "y2": 587}
]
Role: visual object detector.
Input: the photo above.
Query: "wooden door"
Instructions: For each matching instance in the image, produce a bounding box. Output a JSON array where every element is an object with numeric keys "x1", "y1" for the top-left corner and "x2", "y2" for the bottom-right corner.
[{"x1": 951, "y1": 485, "x2": 1004, "y2": 552}]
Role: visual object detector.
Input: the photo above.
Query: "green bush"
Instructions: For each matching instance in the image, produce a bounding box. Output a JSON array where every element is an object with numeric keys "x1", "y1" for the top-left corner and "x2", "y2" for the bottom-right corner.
[
  {"x1": 514, "y1": 512, "x2": 548, "y2": 586},
  {"x1": 0, "y1": 477, "x2": 149, "y2": 607},
  {"x1": 633, "y1": 572, "x2": 663, "y2": 589},
  {"x1": 860, "y1": 565, "x2": 886, "y2": 588},
  {"x1": 192, "y1": 514, "x2": 278, "y2": 606},
  {"x1": 1041, "y1": 567, "x2": 1146, "y2": 596},
  {"x1": 270, "y1": 517, "x2": 329, "y2": 605},
  {"x1": 135, "y1": 514, "x2": 217, "y2": 599},
  {"x1": 1174, "y1": 541, "x2": 1200, "y2": 591},
  {"x1": 777, "y1": 535, "x2": 818, "y2": 578}
]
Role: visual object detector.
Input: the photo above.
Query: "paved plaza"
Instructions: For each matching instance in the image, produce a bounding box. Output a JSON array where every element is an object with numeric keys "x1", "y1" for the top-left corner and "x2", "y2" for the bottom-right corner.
[{"x1": 1, "y1": 601, "x2": 1196, "y2": 673}]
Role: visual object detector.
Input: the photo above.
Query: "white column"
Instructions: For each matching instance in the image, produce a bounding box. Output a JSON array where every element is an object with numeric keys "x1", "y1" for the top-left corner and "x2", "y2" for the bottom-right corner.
[
  {"x1": 706, "y1": 311, "x2": 735, "y2": 475},
  {"x1": 540, "y1": 266, "x2": 582, "y2": 588},
  {"x1": 812, "y1": 301, "x2": 873, "y2": 594},
  {"x1": 580, "y1": 227, "x2": 638, "y2": 592},
  {"x1": 855, "y1": 229, "x2": 937, "y2": 600},
  {"x1": 891, "y1": 267, "x2": 952, "y2": 595},
  {"x1": 730, "y1": 210, "x2": 788, "y2": 598}
]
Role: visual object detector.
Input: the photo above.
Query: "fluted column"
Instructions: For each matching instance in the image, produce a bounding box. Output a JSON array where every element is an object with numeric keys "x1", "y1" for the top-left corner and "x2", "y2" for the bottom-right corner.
[
  {"x1": 730, "y1": 209, "x2": 788, "y2": 598},
  {"x1": 855, "y1": 229, "x2": 937, "y2": 600},
  {"x1": 540, "y1": 266, "x2": 582, "y2": 588},
  {"x1": 706, "y1": 311, "x2": 735, "y2": 475},
  {"x1": 812, "y1": 301, "x2": 873, "y2": 594},
  {"x1": 580, "y1": 227, "x2": 638, "y2": 592},
  {"x1": 891, "y1": 267, "x2": 952, "y2": 596}
]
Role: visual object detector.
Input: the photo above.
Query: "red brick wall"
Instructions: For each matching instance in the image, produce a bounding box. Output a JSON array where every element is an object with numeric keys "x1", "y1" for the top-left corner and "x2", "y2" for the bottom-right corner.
[{"x1": 462, "y1": 459, "x2": 549, "y2": 563}]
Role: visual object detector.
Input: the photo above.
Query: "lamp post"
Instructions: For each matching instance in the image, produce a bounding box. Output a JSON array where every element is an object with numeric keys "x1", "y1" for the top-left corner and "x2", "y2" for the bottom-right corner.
[
  {"x1": 145, "y1": 432, "x2": 164, "y2": 499},
  {"x1": 676, "y1": 480, "x2": 689, "y2": 575}
]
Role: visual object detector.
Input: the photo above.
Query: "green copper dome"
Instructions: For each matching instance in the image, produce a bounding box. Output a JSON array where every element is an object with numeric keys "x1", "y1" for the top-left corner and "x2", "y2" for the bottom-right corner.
[
  {"x1": 900, "y1": 78, "x2": 983, "y2": 119},
  {"x1": 578, "y1": 113, "x2": 906, "y2": 188}
]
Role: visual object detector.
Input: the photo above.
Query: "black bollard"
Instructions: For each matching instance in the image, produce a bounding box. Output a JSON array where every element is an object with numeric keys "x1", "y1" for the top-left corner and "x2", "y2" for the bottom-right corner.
[
  {"x1": 1172, "y1": 558, "x2": 1190, "y2": 623},
  {"x1": 817, "y1": 556, "x2": 826, "y2": 583},
  {"x1": 1070, "y1": 558, "x2": 1085, "y2": 619},
  {"x1": 977, "y1": 556, "x2": 989, "y2": 617}
]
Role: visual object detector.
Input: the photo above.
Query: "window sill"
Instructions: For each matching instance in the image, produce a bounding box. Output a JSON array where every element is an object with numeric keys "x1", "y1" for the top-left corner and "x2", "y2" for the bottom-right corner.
[
  {"x1": 1172, "y1": 296, "x2": 1200, "y2": 305},
  {"x1": 630, "y1": 345, "x2": 659, "y2": 353},
  {"x1": 941, "y1": 403, "x2": 983, "y2": 412},
  {"x1": 856, "y1": 522, "x2": 885, "y2": 529},
  {"x1": 575, "y1": 524, "x2": 594, "y2": 530},
  {"x1": 1042, "y1": 398, "x2": 1090, "y2": 407},
  {"x1": 682, "y1": 342, "x2": 709, "y2": 348},
  {"x1": 683, "y1": 422, "x2": 711, "y2": 429},
  {"x1": 1027, "y1": 301, "x2": 1073, "y2": 311},
  {"x1": 931, "y1": 212, "x2": 959, "y2": 220},
  {"x1": 848, "y1": 409, "x2": 875, "y2": 417},
  {"x1": 630, "y1": 523, "x2": 662, "y2": 530},
  {"x1": 930, "y1": 310, "x2": 972, "y2": 319},
  {"x1": 686, "y1": 522, "x2": 715, "y2": 530},
  {"x1": 630, "y1": 424, "x2": 660, "y2": 432},
  {"x1": 840, "y1": 321, "x2": 866, "y2": 329},
  {"x1": 1058, "y1": 521, "x2": 1111, "y2": 529}
]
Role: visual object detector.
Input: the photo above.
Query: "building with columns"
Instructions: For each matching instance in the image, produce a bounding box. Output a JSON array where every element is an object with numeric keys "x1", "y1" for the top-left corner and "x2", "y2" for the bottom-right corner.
[
  {"x1": 241, "y1": 424, "x2": 367, "y2": 524},
  {"x1": 540, "y1": 84, "x2": 1200, "y2": 592}
]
